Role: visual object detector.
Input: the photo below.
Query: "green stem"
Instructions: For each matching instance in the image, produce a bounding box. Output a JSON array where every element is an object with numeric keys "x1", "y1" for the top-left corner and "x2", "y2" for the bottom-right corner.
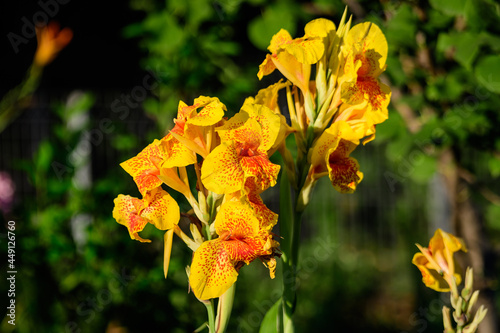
[
  {"x1": 203, "y1": 300, "x2": 216, "y2": 333},
  {"x1": 215, "y1": 283, "x2": 236, "y2": 333}
]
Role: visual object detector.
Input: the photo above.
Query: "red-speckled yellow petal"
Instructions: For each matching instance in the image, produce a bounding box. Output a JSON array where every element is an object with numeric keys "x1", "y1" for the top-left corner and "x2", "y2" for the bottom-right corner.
[
  {"x1": 214, "y1": 201, "x2": 260, "y2": 237},
  {"x1": 253, "y1": 79, "x2": 291, "y2": 111},
  {"x1": 187, "y1": 97, "x2": 226, "y2": 126},
  {"x1": 304, "y1": 18, "x2": 336, "y2": 38},
  {"x1": 189, "y1": 240, "x2": 238, "y2": 300},
  {"x1": 326, "y1": 141, "x2": 363, "y2": 193},
  {"x1": 161, "y1": 134, "x2": 197, "y2": 168},
  {"x1": 246, "y1": 189, "x2": 278, "y2": 230},
  {"x1": 282, "y1": 37, "x2": 324, "y2": 65},
  {"x1": 222, "y1": 236, "x2": 267, "y2": 263},
  {"x1": 241, "y1": 154, "x2": 281, "y2": 192},
  {"x1": 112, "y1": 194, "x2": 151, "y2": 243},
  {"x1": 201, "y1": 142, "x2": 245, "y2": 194},
  {"x1": 120, "y1": 140, "x2": 164, "y2": 196},
  {"x1": 272, "y1": 51, "x2": 311, "y2": 93},
  {"x1": 141, "y1": 188, "x2": 180, "y2": 230},
  {"x1": 257, "y1": 54, "x2": 277, "y2": 80},
  {"x1": 240, "y1": 103, "x2": 281, "y2": 151},
  {"x1": 268, "y1": 29, "x2": 292, "y2": 53},
  {"x1": 345, "y1": 22, "x2": 387, "y2": 72}
]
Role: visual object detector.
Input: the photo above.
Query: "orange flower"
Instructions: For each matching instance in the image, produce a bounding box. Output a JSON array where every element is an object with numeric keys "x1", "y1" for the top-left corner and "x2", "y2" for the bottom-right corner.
[{"x1": 34, "y1": 22, "x2": 73, "y2": 66}]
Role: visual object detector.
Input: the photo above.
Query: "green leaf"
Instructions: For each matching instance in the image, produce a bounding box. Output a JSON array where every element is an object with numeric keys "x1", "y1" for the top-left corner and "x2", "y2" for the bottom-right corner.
[
  {"x1": 475, "y1": 55, "x2": 500, "y2": 93},
  {"x1": 409, "y1": 154, "x2": 437, "y2": 184},
  {"x1": 486, "y1": 205, "x2": 500, "y2": 230},
  {"x1": 248, "y1": 4, "x2": 296, "y2": 50},
  {"x1": 488, "y1": 157, "x2": 500, "y2": 177},
  {"x1": 437, "y1": 32, "x2": 480, "y2": 69},
  {"x1": 465, "y1": 0, "x2": 500, "y2": 31},
  {"x1": 385, "y1": 4, "x2": 418, "y2": 49},
  {"x1": 259, "y1": 299, "x2": 282, "y2": 333},
  {"x1": 429, "y1": 0, "x2": 467, "y2": 16},
  {"x1": 36, "y1": 141, "x2": 54, "y2": 171}
]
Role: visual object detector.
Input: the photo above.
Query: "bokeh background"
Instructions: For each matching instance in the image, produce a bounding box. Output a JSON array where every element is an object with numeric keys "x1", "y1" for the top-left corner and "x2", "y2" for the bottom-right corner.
[{"x1": 1, "y1": 0, "x2": 500, "y2": 332}]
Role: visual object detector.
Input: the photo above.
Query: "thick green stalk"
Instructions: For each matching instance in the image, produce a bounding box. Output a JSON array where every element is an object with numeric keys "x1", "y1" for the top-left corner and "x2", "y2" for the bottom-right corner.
[
  {"x1": 215, "y1": 283, "x2": 236, "y2": 333},
  {"x1": 203, "y1": 300, "x2": 216, "y2": 333},
  {"x1": 280, "y1": 128, "x2": 314, "y2": 332}
]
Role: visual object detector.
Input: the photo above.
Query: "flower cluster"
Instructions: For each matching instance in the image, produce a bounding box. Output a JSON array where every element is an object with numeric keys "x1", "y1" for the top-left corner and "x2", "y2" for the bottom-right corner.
[
  {"x1": 112, "y1": 10, "x2": 392, "y2": 331},
  {"x1": 113, "y1": 96, "x2": 281, "y2": 300},
  {"x1": 257, "y1": 13, "x2": 390, "y2": 210}
]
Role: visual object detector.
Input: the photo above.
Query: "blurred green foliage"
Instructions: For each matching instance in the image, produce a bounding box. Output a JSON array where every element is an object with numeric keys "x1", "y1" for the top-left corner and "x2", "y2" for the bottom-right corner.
[{"x1": 2, "y1": 0, "x2": 500, "y2": 332}]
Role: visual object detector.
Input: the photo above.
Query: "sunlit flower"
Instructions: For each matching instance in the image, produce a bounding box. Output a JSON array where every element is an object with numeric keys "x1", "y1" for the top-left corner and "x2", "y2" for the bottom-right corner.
[
  {"x1": 340, "y1": 22, "x2": 391, "y2": 123},
  {"x1": 165, "y1": 96, "x2": 226, "y2": 161},
  {"x1": 189, "y1": 201, "x2": 276, "y2": 300},
  {"x1": 257, "y1": 24, "x2": 325, "y2": 94},
  {"x1": 120, "y1": 140, "x2": 166, "y2": 196},
  {"x1": 34, "y1": 22, "x2": 73, "y2": 66},
  {"x1": 112, "y1": 188, "x2": 180, "y2": 243},
  {"x1": 201, "y1": 103, "x2": 281, "y2": 194},
  {"x1": 245, "y1": 80, "x2": 293, "y2": 153},
  {"x1": 412, "y1": 228, "x2": 468, "y2": 292},
  {"x1": 310, "y1": 121, "x2": 363, "y2": 193}
]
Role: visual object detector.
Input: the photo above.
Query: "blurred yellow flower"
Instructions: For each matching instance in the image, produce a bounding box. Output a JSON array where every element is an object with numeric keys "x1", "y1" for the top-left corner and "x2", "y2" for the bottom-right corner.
[
  {"x1": 34, "y1": 22, "x2": 73, "y2": 67},
  {"x1": 412, "y1": 228, "x2": 468, "y2": 292}
]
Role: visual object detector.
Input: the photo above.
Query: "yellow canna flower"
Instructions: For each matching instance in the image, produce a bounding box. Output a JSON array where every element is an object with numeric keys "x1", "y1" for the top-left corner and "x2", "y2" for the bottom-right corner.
[
  {"x1": 333, "y1": 102, "x2": 377, "y2": 144},
  {"x1": 112, "y1": 188, "x2": 180, "y2": 243},
  {"x1": 120, "y1": 138, "x2": 192, "y2": 198},
  {"x1": 34, "y1": 22, "x2": 73, "y2": 67},
  {"x1": 201, "y1": 103, "x2": 281, "y2": 194},
  {"x1": 412, "y1": 229, "x2": 468, "y2": 292},
  {"x1": 189, "y1": 201, "x2": 276, "y2": 300},
  {"x1": 309, "y1": 121, "x2": 363, "y2": 193},
  {"x1": 258, "y1": 26, "x2": 324, "y2": 94},
  {"x1": 165, "y1": 96, "x2": 226, "y2": 161},
  {"x1": 340, "y1": 22, "x2": 391, "y2": 122},
  {"x1": 246, "y1": 80, "x2": 294, "y2": 153},
  {"x1": 120, "y1": 139, "x2": 166, "y2": 196}
]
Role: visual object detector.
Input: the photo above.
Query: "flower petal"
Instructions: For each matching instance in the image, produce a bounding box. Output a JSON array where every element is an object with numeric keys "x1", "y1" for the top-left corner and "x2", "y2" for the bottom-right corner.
[
  {"x1": 240, "y1": 154, "x2": 281, "y2": 192},
  {"x1": 120, "y1": 140, "x2": 164, "y2": 196},
  {"x1": 201, "y1": 142, "x2": 245, "y2": 194},
  {"x1": 141, "y1": 188, "x2": 180, "y2": 230},
  {"x1": 189, "y1": 240, "x2": 238, "y2": 300},
  {"x1": 112, "y1": 194, "x2": 151, "y2": 243},
  {"x1": 215, "y1": 201, "x2": 260, "y2": 237}
]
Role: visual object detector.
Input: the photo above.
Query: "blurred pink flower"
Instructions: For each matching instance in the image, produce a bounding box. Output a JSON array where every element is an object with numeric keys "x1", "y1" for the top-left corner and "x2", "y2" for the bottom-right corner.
[{"x1": 0, "y1": 171, "x2": 15, "y2": 213}]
